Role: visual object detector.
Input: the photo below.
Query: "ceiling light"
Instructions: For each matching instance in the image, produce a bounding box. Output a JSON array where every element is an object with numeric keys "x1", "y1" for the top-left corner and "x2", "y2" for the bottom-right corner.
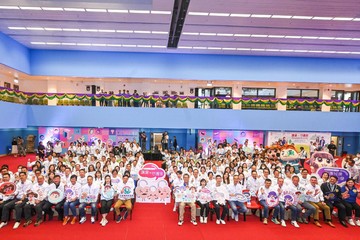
[
  {"x1": 77, "y1": 43, "x2": 91, "y2": 46},
  {"x1": 302, "y1": 36, "x2": 318, "y2": 39},
  {"x1": 30, "y1": 42, "x2": 45, "y2": 45},
  {"x1": 151, "y1": 31, "x2": 168, "y2": 34},
  {"x1": 209, "y1": 13, "x2": 230, "y2": 17},
  {"x1": 62, "y1": 28, "x2": 80, "y2": 32},
  {"x1": 308, "y1": 50, "x2": 322, "y2": 53},
  {"x1": 188, "y1": 12, "x2": 209, "y2": 16},
  {"x1": 81, "y1": 29, "x2": 98, "y2": 32},
  {"x1": 336, "y1": 51, "x2": 350, "y2": 54},
  {"x1": 251, "y1": 34, "x2": 268, "y2": 37},
  {"x1": 352, "y1": 18, "x2": 360, "y2": 21},
  {"x1": 14, "y1": 78, "x2": 19, "y2": 84},
  {"x1": 292, "y1": 16, "x2": 313, "y2": 19},
  {"x1": 8, "y1": 27, "x2": 26, "y2": 30},
  {"x1": 207, "y1": 81, "x2": 213, "y2": 87},
  {"x1": 280, "y1": 49, "x2": 294, "y2": 52},
  {"x1": 86, "y1": 8, "x2": 107, "y2": 12},
  {"x1": 46, "y1": 42, "x2": 61, "y2": 45},
  {"x1": 0, "y1": 6, "x2": 19, "y2": 9},
  {"x1": 222, "y1": 48, "x2": 236, "y2": 50},
  {"x1": 318, "y1": 37, "x2": 335, "y2": 40},
  {"x1": 335, "y1": 37, "x2": 352, "y2": 40},
  {"x1": 200, "y1": 33, "x2": 216, "y2": 36},
  {"x1": 44, "y1": 28, "x2": 62, "y2": 31},
  {"x1": 151, "y1": 45, "x2": 166, "y2": 48},
  {"x1": 208, "y1": 47, "x2": 221, "y2": 50},
  {"x1": 230, "y1": 13, "x2": 250, "y2": 17},
  {"x1": 271, "y1": 15, "x2": 292, "y2": 19},
  {"x1": 312, "y1": 16, "x2": 333, "y2": 20},
  {"x1": 266, "y1": 49, "x2": 280, "y2": 52},
  {"x1": 151, "y1": 10, "x2": 171, "y2": 14},
  {"x1": 116, "y1": 30, "x2": 133, "y2": 33},
  {"x1": 106, "y1": 44, "x2": 122, "y2": 47},
  {"x1": 41, "y1": 7, "x2": 63, "y2": 11},
  {"x1": 251, "y1": 14, "x2": 271, "y2": 18},
  {"x1": 352, "y1": 38, "x2": 360, "y2": 40},
  {"x1": 333, "y1": 17, "x2": 353, "y2": 21},
  {"x1": 350, "y1": 52, "x2": 360, "y2": 54},
  {"x1": 237, "y1": 48, "x2": 251, "y2": 51},
  {"x1": 268, "y1": 35, "x2": 284, "y2": 38},
  {"x1": 284, "y1": 36, "x2": 302, "y2": 39},
  {"x1": 294, "y1": 50, "x2": 308, "y2": 52},
  {"x1": 20, "y1": 6, "x2": 42, "y2": 10},
  {"x1": 134, "y1": 30, "x2": 151, "y2": 34},
  {"x1": 234, "y1": 34, "x2": 251, "y2": 37},
  {"x1": 183, "y1": 32, "x2": 199, "y2": 35},
  {"x1": 251, "y1": 48, "x2": 265, "y2": 51},
  {"x1": 61, "y1": 43, "x2": 76, "y2": 46},
  {"x1": 26, "y1": 27, "x2": 44, "y2": 31},
  {"x1": 98, "y1": 29, "x2": 116, "y2": 33},
  {"x1": 217, "y1": 33, "x2": 234, "y2": 37},
  {"x1": 122, "y1": 44, "x2": 136, "y2": 47},
  {"x1": 64, "y1": 8, "x2": 85, "y2": 12},
  {"x1": 322, "y1": 51, "x2": 336, "y2": 53},
  {"x1": 137, "y1": 45, "x2": 151, "y2": 48},
  {"x1": 129, "y1": 10, "x2": 150, "y2": 14},
  {"x1": 193, "y1": 47, "x2": 207, "y2": 49},
  {"x1": 108, "y1": 9, "x2": 128, "y2": 13},
  {"x1": 178, "y1": 46, "x2": 192, "y2": 49},
  {"x1": 91, "y1": 43, "x2": 106, "y2": 46}
]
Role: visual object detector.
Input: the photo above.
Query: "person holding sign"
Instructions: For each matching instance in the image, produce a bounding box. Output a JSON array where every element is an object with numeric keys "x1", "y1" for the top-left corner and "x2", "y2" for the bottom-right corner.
[
  {"x1": 43, "y1": 175, "x2": 65, "y2": 221},
  {"x1": 62, "y1": 175, "x2": 81, "y2": 225},
  {"x1": 258, "y1": 179, "x2": 280, "y2": 225},
  {"x1": 114, "y1": 174, "x2": 134, "y2": 223},
  {"x1": 305, "y1": 176, "x2": 335, "y2": 228},
  {"x1": 23, "y1": 175, "x2": 49, "y2": 227},
  {"x1": 178, "y1": 173, "x2": 197, "y2": 226},
  {"x1": 100, "y1": 175, "x2": 116, "y2": 226},
  {"x1": 196, "y1": 179, "x2": 211, "y2": 224},
  {"x1": 320, "y1": 175, "x2": 348, "y2": 227},
  {"x1": 341, "y1": 178, "x2": 360, "y2": 226},
  {"x1": 274, "y1": 178, "x2": 287, "y2": 227},
  {"x1": 0, "y1": 173, "x2": 17, "y2": 229},
  {"x1": 227, "y1": 174, "x2": 247, "y2": 222},
  {"x1": 79, "y1": 176, "x2": 100, "y2": 224},
  {"x1": 211, "y1": 175, "x2": 229, "y2": 225}
]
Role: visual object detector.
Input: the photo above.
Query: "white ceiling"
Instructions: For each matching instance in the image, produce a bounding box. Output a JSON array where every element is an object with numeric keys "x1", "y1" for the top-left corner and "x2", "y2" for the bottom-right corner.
[{"x1": 1, "y1": 0, "x2": 360, "y2": 58}]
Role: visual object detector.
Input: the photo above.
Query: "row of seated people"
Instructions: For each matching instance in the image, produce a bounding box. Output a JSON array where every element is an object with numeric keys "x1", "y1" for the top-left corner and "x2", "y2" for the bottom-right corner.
[
  {"x1": 0, "y1": 171, "x2": 135, "y2": 229},
  {"x1": 171, "y1": 171, "x2": 360, "y2": 228}
]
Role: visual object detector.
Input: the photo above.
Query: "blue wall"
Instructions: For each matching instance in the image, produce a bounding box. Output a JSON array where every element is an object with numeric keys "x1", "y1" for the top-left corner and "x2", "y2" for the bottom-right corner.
[
  {"x1": 29, "y1": 49, "x2": 360, "y2": 83},
  {"x1": 0, "y1": 32, "x2": 30, "y2": 74},
  {"x1": 0, "y1": 101, "x2": 27, "y2": 129}
]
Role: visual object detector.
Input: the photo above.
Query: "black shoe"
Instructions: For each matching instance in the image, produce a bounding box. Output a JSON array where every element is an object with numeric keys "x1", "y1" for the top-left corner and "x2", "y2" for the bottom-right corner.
[
  {"x1": 302, "y1": 218, "x2": 309, "y2": 224},
  {"x1": 340, "y1": 221, "x2": 348, "y2": 228},
  {"x1": 116, "y1": 215, "x2": 122, "y2": 223},
  {"x1": 123, "y1": 210, "x2": 128, "y2": 220},
  {"x1": 48, "y1": 212, "x2": 54, "y2": 221}
]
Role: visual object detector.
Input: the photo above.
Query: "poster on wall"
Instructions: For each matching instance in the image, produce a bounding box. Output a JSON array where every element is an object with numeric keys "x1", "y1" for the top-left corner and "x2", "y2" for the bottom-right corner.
[
  {"x1": 38, "y1": 127, "x2": 139, "y2": 150},
  {"x1": 197, "y1": 130, "x2": 264, "y2": 153},
  {"x1": 266, "y1": 131, "x2": 331, "y2": 156},
  {"x1": 135, "y1": 163, "x2": 171, "y2": 204}
]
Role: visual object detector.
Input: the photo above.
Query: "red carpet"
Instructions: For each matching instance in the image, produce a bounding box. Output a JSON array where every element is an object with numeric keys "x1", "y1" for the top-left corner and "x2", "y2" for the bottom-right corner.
[{"x1": 0, "y1": 155, "x2": 359, "y2": 240}]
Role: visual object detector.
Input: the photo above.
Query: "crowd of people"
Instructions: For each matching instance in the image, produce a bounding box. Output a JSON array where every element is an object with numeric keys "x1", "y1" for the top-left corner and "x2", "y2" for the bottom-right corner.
[
  {"x1": 163, "y1": 141, "x2": 360, "y2": 228},
  {"x1": 0, "y1": 139, "x2": 143, "y2": 229}
]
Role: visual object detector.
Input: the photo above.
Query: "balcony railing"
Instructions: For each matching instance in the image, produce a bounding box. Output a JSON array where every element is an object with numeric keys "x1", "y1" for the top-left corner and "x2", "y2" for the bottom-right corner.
[{"x1": 0, "y1": 86, "x2": 359, "y2": 111}]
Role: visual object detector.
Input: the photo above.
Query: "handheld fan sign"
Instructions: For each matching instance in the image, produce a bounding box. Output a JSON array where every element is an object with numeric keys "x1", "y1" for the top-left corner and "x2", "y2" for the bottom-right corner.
[
  {"x1": 266, "y1": 191, "x2": 279, "y2": 208},
  {"x1": 48, "y1": 189, "x2": 64, "y2": 204},
  {"x1": 0, "y1": 182, "x2": 16, "y2": 196}
]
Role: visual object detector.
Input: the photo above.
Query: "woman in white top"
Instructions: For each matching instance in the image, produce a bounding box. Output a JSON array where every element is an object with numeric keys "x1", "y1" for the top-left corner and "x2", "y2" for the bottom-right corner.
[{"x1": 100, "y1": 175, "x2": 116, "y2": 226}]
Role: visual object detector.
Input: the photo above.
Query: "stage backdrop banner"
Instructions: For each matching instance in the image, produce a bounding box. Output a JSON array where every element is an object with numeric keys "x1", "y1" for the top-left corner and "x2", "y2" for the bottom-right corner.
[
  {"x1": 198, "y1": 130, "x2": 264, "y2": 152},
  {"x1": 266, "y1": 132, "x2": 331, "y2": 155},
  {"x1": 38, "y1": 127, "x2": 139, "y2": 150},
  {"x1": 135, "y1": 163, "x2": 171, "y2": 204}
]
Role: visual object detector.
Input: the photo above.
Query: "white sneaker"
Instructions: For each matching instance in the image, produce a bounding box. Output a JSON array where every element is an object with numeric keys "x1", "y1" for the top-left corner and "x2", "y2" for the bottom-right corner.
[
  {"x1": 0, "y1": 222, "x2": 7, "y2": 229},
  {"x1": 356, "y1": 220, "x2": 360, "y2": 226},
  {"x1": 91, "y1": 217, "x2": 95, "y2": 224},
  {"x1": 178, "y1": 220, "x2": 183, "y2": 226},
  {"x1": 204, "y1": 217, "x2": 207, "y2": 224},
  {"x1": 348, "y1": 219, "x2": 355, "y2": 226},
  {"x1": 263, "y1": 218, "x2": 268, "y2": 225},
  {"x1": 231, "y1": 212, "x2": 235, "y2": 219},
  {"x1": 79, "y1": 217, "x2": 86, "y2": 224},
  {"x1": 291, "y1": 221, "x2": 299, "y2": 228},
  {"x1": 102, "y1": 219, "x2": 108, "y2": 227},
  {"x1": 100, "y1": 219, "x2": 104, "y2": 225},
  {"x1": 173, "y1": 206, "x2": 177, "y2": 212},
  {"x1": 220, "y1": 219, "x2": 226, "y2": 225},
  {"x1": 281, "y1": 220, "x2": 286, "y2": 227},
  {"x1": 13, "y1": 222, "x2": 20, "y2": 229},
  {"x1": 234, "y1": 214, "x2": 239, "y2": 222},
  {"x1": 216, "y1": 219, "x2": 220, "y2": 224},
  {"x1": 199, "y1": 217, "x2": 204, "y2": 223},
  {"x1": 191, "y1": 220, "x2": 197, "y2": 226}
]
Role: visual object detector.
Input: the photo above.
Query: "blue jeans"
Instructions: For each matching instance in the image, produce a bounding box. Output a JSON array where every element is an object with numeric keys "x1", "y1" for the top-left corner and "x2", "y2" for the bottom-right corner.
[
  {"x1": 300, "y1": 201, "x2": 316, "y2": 219},
  {"x1": 286, "y1": 203, "x2": 302, "y2": 221},
  {"x1": 79, "y1": 202, "x2": 97, "y2": 218},
  {"x1": 259, "y1": 200, "x2": 280, "y2": 219},
  {"x1": 228, "y1": 201, "x2": 247, "y2": 215},
  {"x1": 274, "y1": 202, "x2": 285, "y2": 220},
  {"x1": 64, "y1": 199, "x2": 80, "y2": 217}
]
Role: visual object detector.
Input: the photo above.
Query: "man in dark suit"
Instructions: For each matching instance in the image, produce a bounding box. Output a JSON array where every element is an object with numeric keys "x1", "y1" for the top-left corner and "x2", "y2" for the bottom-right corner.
[{"x1": 320, "y1": 175, "x2": 347, "y2": 227}]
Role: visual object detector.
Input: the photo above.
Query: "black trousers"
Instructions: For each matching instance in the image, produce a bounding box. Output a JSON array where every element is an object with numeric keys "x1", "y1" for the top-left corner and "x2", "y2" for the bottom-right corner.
[
  {"x1": 325, "y1": 200, "x2": 346, "y2": 221},
  {"x1": 342, "y1": 201, "x2": 360, "y2": 218},
  {"x1": 24, "y1": 200, "x2": 47, "y2": 221},
  {"x1": 196, "y1": 201, "x2": 209, "y2": 217},
  {"x1": 0, "y1": 199, "x2": 13, "y2": 221},
  {"x1": 43, "y1": 199, "x2": 65, "y2": 220},
  {"x1": 212, "y1": 200, "x2": 228, "y2": 220},
  {"x1": 100, "y1": 200, "x2": 113, "y2": 214},
  {"x1": 1, "y1": 199, "x2": 27, "y2": 222}
]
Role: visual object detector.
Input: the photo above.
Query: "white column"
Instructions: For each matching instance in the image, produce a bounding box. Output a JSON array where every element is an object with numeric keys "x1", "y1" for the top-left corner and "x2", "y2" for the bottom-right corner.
[
  {"x1": 232, "y1": 83, "x2": 242, "y2": 110},
  {"x1": 321, "y1": 88, "x2": 331, "y2": 112},
  {"x1": 276, "y1": 87, "x2": 287, "y2": 111}
]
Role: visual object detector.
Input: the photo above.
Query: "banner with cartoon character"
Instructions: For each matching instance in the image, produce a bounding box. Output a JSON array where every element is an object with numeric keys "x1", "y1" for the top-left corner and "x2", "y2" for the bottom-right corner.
[
  {"x1": 174, "y1": 186, "x2": 197, "y2": 203},
  {"x1": 135, "y1": 163, "x2": 171, "y2": 204},
  {"x1": 38, "y1": 127, "x2": 139, "y2": 151},
  {"x1": 316, "y1": 167, "x2": 350, "y2": 186}
]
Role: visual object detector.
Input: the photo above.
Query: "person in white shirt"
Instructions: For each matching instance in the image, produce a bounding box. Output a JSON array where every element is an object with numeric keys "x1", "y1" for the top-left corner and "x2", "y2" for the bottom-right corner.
[
  {"x1": 0, "y1": 173, "x2": 19, "y2": 229},
  {"x1": 211, "y1": 175, "x2": 229, "y2": 224},
  {"x1": 246, "y1": 170, "x2": 261, "y2": 193},
  {"x1": 77, "y1": 169, "x2": 88, "y2": 186},
  {"x1": 114, "y1": 174, "x2": 134, "y2": 223},
  {"x1": 258, "y1": 178, "x2": 279, "y2": 225},
  {"x1": 100, "y1": 175, "x2": 116, "y2": 226},
  {"x1": 196, "y1": 179, "x2": 211, "y2": 224},
  {"x1": 273, "y1": 178, "x2": 286, "y2": 227},
  {"x1": 298, "y1": 169, "x2": 310, "y2": 186},
  {"x1": 346, "y1": 160, "x2": 359, "y2": 182},
  {"x1": 177, "y1": 173, "x2": 197, "y2": 226},
  {"x1": 227, "y1": 174, "x2": 247, "y2": 222},
  {"x1": 189, "y1": 169, "x2": 201, "y2": 188},
  {"x1": 0, "y1": 171, "x2": 32, "y2": 229},
  {"x1": 62, "y1": 175, "x2": 81, "y2": 225},
  {"x1": 23, "y1": 175, "x2": 49, "y2": 227},
  {"x1": 305, "y1": 176, "x2": 335, "y2": 227},
  {"x1": 79, "y1": 175, "x2": 100, "y2": 224},
  {"x1": 43, "y1": 175, "x2": 65, "y2": 221},
  {"x1": 53, "y1": 141, "x2": 63, "y2": 157}
]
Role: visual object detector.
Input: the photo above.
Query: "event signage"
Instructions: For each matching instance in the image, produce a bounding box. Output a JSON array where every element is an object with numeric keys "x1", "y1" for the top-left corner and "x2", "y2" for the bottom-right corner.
[
  {"x1": 0, "y1": 182, "x2": 16, "y2": 196},
  {"x1": 283, "y1": 190, "x2": 298, "y2": 207},
  {"x1": 266, "y1": 191, "x2": 279, "y2": 207},
  {"x1": 317, "y1": 167, "x2": 350, "y2": 185},
  {"x1": 48, "y1": 189, "x2": 64, "y2": 204}
]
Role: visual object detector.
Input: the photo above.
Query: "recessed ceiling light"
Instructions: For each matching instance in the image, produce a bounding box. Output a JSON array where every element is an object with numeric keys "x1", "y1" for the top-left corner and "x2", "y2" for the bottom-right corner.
[
  {"x1": 152, "y1": 31, "x2": 168, "y2": 34},
  {"x1": 8, "y1": 27, "x2": 26, "y2": 30},
  {"x1": 280, "y1": 49, "x2": 294, "y2": 52},
  {"x1": 178, "y1": 46, "x2": 193, "y2": 49},
  {"x1": 251, "y1": 14, "x2": 272, "y2": 18},
  {"x1": 30, "y1": 42, "x2": 45, "y2": 45},
  {"x1": 77, "y1": 43, "x2": 91, "y2": 46},
  {"x1": 98, "y1": 29, "x2": 116, "y2": 33},
  {"x1": 64, "y1": 8, "x2": 85, "y2": 12},
  {"x1": 352, "y1": 38, "x2": 360, "y2": 41},
  {"x1": 208, "y1": 47, "x2": 222, "y2": 50},
  {"x1": 62, "y1": 28, "x2": 80, "y2": 32},
  {"x1": 151, "y1": 45, "x2": 166, "y2": 48},
  {"x1": 86, "y1": 9, "x2": 107, "y2": 12},
  {"x1": 217, "y1": 33, "x2": 234, "y2": 37},
  {"x1": 308, "y1": 50, "x2": 322, "y2": 53},
  {"x1": 116, "y1": 30, "x2": 133, "y2": 33},
  {"x1": 266, "y1": 49, "x2": 280, "y2": 52},
  {"x1": 20, "y1": 6, "x2": 42, "y2": 10},
  {"x1": 251, "y1": 48, "x2": 265, "y2": 51},
  {"x1": 209, "y1": 13, "x2": 230, "y2": 17},
  {"x1": 137, "y1": 45, "x2": 152, "y2": 48},
  {"x1": 41, "y1": 7, "x2": 63, "y2": 11},
  {"x1": 122, "y1": 44, "x2": 136, "y2": 47},
  {"x1": 108, "y1": 9, "x2": 128, "y2": 13},
  {"x1": 302, "y1": 36, "x2": 318, "y2": 39},
  {"x1": 352, "y1": 18, "x2": 360, "y2": 21},
  {"x1": 80, "y1": 29, "x2": 98, "y2": 32},
  {"x1": 134, "y1": 30, "x2": 151, "y2": 34},
  {"x1": 268, "y1": 35, "x2": 285, "y2": 38},
  {"x1": 183, "y1": 32, "x2": 199, "y2": 35},
  {"x1": 312, "y1": 16, "x2": 333, "y2": 20},
  {"x1": 222, "y1": 47, "x2": 236, "y2": 50},
  {"x1": 151, "y1": 10, "x2": 171, "y2": 15},
  {"x1": 44, "y1": 28, "x2": 62, "y2": 31},
  {"x1": 251, "y1": 34, "x2": 268, "y2": 38},
  {"x1": 46, "y1": 42, "x2": 61, "y2": 45},
  {"x1": 61, "y1": 43, "x2": 76, "y2": 46},
  {"x1": 0, "y1": 6, "x2": 19, "y2": 10},
  {"x1": 292, "y1": 16, "x2": 313, "y2": 19},
  {"x1": 193, "y1": 47, "x2": 207, "y2": 49},
  {"x1": 322, "y1": 51, "x2": 336, "y2": 53},
  {"x1": 335, "y1": 37, "x2": 352, "y2": 40},
  {"x1": 188, "y1": 12, "x2": 209, "y2": 16},
  {"x1": 333, "y1": 17, "x2": 353, "y2": 21},
  {"x1": 106, "y1": 44, "x2": 122, "y2": 47},
  {"x1": 200, "y1": 33, "x2": 216, "y2": 36},
  {"x1": 230, "y1": 13, "x2": 250, "y2": 17},
  {"x1": 294, "y1": 50, "x2": 308, "y2": 52},
  {"x1": 271, "y1": 15, "x2": 292, "y2": 19},
  {"x1": 91, "y1": 43, "x2": 107, "y2": 46},
  {"x1": 129, "y1": 10, "x2": 150, "y2": 14},
  {"x1": 284, "y1": 36, "x2": 302, "y2": 39},
  {"x1": 26, "y1": 27, "x2": 44, "y2": 31},
  {"x1": 318, "y1": 37, "x2": 335, "y2": 40},
  {"x1": 234, "y1": 34, "x2": 251, "y2": 37}
]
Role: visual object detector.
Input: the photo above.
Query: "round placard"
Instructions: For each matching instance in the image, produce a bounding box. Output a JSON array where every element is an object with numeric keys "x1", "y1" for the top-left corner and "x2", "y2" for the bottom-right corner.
[
  {"x1": 48, "y1": 189, "x2": 64, "y2": 204},
  {"x1": 0, "y1": 182, "x2": 16, "y2": 196},
  {"x1": 64, "y1": 188, "x2": 75, "y2": 201},
  {"x1": 266, "y1": 191, "x2": 279, "y2": 208}
]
